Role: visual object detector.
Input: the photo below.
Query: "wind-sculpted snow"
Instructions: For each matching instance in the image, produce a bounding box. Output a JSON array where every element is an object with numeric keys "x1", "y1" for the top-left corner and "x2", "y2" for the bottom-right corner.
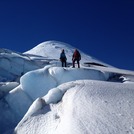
[
  {"x1": 0, "y1": 65, "x2": 107, "y2": 133},
  {"x1": 20, "y1": 65, "x2": 107, "y2": 100},
  {"x1": 0, "y1": 82, "x2": 19, "y2": 98},
  {"x1": 0, "y1": 49, "x2": 46, "y2": 82},
  {"x1": 15, "y1": 80, "x2": 134, "y2": 134},
  {"x1": 0, "y1": 85, "x2": 33, "y2": 133},
  {"x1": 0, "y1": 41, "x2": 134, "y2": 134}
]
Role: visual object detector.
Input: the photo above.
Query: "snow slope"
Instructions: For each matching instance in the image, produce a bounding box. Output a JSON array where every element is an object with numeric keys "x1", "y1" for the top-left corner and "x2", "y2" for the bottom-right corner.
[
  {"x1": 24, "y1": 40, "x2": 110, "y2": 66},
  {"x1": 15, "y1": 80, "x2": 134, "y2": 134},
  {"x1": 0, "y1": 48, "x2": 45, "y2": 82},
  {"x1": 0, "y1": 40, "x2": 134, "y2": 134}
]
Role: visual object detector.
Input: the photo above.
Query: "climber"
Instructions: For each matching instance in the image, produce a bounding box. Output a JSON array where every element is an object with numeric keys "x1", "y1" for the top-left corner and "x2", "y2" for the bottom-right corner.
[
  {"x1": 60, "y1": 49, "x2": 67, "y2": 67},
  {"x1": 72, "y1": 49, "x2": 81, "y2": 68}
]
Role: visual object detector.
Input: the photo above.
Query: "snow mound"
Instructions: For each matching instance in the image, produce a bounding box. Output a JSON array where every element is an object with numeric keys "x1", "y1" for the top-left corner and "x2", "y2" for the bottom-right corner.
[
  {"x1": 0, "y1": 65, "x2": 108, "y2": 133},
  {"x1": 20, "y1": 65, "x2": 107, "y2": 100},
  {"x1": 15, "y1": 80, "x2": 134, "y2": 134},
  {"x1": 24, "y1": 40, "x2": 108, "y2": 65}
]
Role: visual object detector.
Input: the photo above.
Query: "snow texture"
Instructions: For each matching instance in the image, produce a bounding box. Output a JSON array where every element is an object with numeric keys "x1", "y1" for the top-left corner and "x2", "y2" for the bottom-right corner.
[{"x1": 0, "y1": 40, "x2": 134, "y2": 134}]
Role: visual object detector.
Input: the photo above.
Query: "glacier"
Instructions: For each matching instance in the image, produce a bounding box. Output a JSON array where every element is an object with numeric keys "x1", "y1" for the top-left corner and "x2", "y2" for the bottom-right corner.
[{"x1": 0, "y1": 41, "x2": 134, "y2": 134}]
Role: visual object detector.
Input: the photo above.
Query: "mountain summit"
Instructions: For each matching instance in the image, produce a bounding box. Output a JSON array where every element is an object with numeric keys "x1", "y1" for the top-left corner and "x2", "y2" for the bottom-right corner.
[{"x1": 24, "y1": 40, "x2": 108, "y2": 65}]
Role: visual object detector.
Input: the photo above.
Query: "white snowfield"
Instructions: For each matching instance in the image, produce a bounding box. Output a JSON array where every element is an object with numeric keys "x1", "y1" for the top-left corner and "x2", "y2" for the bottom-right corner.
[
  {"x1": 15, "y1": 80, "x2": 134, "y2": 134},
  {"x1": 0, "y1": 41, "x2": 134, "y2": 134}
]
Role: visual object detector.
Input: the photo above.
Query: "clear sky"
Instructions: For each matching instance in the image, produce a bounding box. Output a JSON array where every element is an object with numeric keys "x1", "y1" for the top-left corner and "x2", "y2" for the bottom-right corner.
[{"x1": 0, "y1": 0, "x2": 134, "y2": 70}]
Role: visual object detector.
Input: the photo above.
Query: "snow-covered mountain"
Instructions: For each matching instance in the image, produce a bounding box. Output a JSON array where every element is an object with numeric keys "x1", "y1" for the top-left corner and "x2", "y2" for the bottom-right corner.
[
  {"x1": 0, "y1": 41, "x2": 134, "y2": 134},
  {"x1": 24, "y1": 40, "x2": 110, "y2": 66}
]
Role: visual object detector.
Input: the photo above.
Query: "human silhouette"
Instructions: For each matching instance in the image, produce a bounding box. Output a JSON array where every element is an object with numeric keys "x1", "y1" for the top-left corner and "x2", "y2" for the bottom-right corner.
[
  {"x1": 60, "y1": 49, "x2": 67, "y2": 67},
  {"x1": 72, "y1": 49, "x2": 81, "y2": 68}
]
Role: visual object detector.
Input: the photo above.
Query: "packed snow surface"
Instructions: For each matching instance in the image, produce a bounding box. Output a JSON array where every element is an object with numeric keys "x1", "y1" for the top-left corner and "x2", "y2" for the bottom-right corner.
[
  {"x1": 0, "y1": 40, "x2": 134, "y2": 134},
  {"x1": 15, "y1": 80, "x2": 134, "y2": 134}
]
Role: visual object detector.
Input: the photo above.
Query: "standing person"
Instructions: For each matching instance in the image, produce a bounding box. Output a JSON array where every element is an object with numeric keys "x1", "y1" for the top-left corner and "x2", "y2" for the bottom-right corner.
[
  {"x1": 72, "y1": 49, "x2": 81, "y2": 68},
  {"x1": 60, "y1": 49, "x2": 67, "y2": 67}
]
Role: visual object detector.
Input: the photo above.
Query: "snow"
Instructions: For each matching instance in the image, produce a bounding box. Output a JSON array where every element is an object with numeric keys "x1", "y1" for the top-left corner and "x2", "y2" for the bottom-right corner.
[
  {"x1": 0, "y1": 40, "x2": 134, "y2": 134},
  {"x1": 24, "y1": 40, "x2": 110, "y2": 66},
  {"x1": 15, "y1": 80, "x2": 134, "y2": 134},
  {"x1": 0, "y1": 48, "x2": 48, "y2": 82},
  {"x1": 20, "y1": 65, "x2": 107, "y2": 100}
]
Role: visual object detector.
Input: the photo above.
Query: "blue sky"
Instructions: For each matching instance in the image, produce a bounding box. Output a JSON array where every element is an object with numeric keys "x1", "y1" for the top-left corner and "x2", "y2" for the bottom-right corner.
[{"x1": 0, "y1": 0, "x2": 134, "y2": 70}]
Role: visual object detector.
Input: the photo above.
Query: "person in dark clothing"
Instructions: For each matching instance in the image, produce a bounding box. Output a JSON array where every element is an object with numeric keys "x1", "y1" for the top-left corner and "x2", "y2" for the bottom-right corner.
[
  {"x1": 72, "y1": 49, "x2": 81, "y2": 68},
  {"x1": 60, "y1": 49, "x2": 67, "y2": 67}
]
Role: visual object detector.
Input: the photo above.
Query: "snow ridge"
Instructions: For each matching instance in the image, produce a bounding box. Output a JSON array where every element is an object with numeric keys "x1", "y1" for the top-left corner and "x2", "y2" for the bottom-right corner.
[{"x1": 0, "y1": 40, "x2": 134, "y2": 134}]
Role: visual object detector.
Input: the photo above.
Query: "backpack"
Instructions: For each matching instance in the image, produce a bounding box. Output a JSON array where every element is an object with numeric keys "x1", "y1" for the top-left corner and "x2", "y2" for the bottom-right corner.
[
  {"x1": 60, "y1": 52, "x2": 67, "y2": 60},
  {"x1": 73, "y1": 50, "x2": 81, "y2": 59}
]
